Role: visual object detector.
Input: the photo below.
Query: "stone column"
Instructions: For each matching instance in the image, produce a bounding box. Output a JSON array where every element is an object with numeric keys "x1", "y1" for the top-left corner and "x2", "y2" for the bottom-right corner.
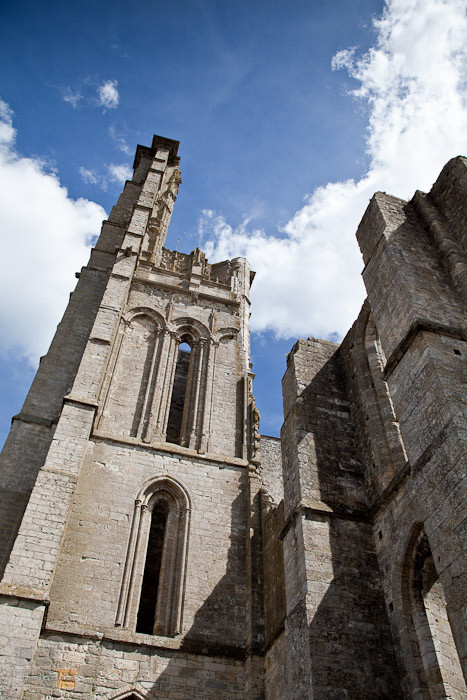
[
  {"x1": 145, "y1": 330, "x2": 176, "y2": 441},
  {"x1": 159, "y1": 332, "x2": 179, "y2": 439},
  {"x1": 138, "y1": 327, "x2": 163, "y2": 440},
  {"x1": 115, "y1": 498, "x2": 143, "y2": 627},
  {"x1": 95, "y1": 318, "x2": 129, "y2": 432},
  {"x1": 188, "y1": 339, "x2": 206, "y2": 449},
  {"x1": 125, "y1": 503, "x2": 150, "y2": 630},
  {"x1": 199, "y1": 340, "x2": 217, "y2": 454}
]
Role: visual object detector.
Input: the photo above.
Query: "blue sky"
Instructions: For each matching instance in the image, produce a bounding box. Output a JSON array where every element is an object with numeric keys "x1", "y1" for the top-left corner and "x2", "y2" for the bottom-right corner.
[{"x1": 0, "y1": 0, "x2": 466, "y2": 446}]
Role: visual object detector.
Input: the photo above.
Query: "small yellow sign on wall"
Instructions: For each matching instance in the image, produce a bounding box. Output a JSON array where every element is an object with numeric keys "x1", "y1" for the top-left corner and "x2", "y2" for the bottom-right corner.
[{"x1": 57, "y1": 668, "x2": 77, "y2": 690}]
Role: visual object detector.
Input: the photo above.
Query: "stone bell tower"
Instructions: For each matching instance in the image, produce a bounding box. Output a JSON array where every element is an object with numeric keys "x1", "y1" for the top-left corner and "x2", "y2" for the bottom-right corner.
[{"x1": 0, "y1": 136, "x2": 263, "y2": 699}]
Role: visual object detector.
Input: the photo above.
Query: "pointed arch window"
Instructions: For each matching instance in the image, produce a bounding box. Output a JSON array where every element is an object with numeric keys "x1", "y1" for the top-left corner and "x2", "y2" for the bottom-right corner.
[
  {"x1": 164, "y1": 323, "x2": 211, "y2": 451},
  {"x1": 116, "y1": 477, "x2": 190, "y2": 637},
  {"x1": 166, "y1": 338, "x2": 192, "y2": 445},
  {"x1": 402, "y1": 525, "x2": 466, "y2": 698}
]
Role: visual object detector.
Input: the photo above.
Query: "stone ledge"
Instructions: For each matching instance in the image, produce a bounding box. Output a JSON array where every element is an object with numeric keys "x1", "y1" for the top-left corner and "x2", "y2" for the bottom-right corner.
[
  {"x1": 88, "y1": 336, "x2": 112, "y2": 346},
  {"x1": 11, "y1": 412, "x2": 56, "y2": 428},
  {"x1": 384, "y1": 321, "x2": 466, "y2": 378},
  {"x1": 42, "y1": 624, "x2": 247, "y2": 660},
  {"x1": 133, "y1": 272, "x2": 239, "y2": 305},
  {"x1": 0, "y1": 583, "x2": 49, "y2": 605},
  {"x1": 63, "y1": 395, "x2": 99, "y2": 409},
  {"x1": 279, "y1": 501, "x2": 370, "y2": 540},
  {"x1": 91, "y1": 430, "x2": 249, "y2": 468},
  {"x1": 100, "y1": 219, "x2": 126, "y2": 229}
]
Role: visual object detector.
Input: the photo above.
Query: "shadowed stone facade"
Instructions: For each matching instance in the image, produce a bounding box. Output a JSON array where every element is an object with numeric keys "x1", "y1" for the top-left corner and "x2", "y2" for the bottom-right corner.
[{"x1": 0, "y1": 137, "x2": 465, "y2": 699}]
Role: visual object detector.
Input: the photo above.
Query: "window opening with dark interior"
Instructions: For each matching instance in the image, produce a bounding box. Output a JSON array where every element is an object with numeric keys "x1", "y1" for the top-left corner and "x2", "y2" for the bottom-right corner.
[
  {"x1": 166, "y1": 339, "x2": 191, "y2": 444},
  {"x1": 411, "y1": 531, "x2": 466, "y2": 696},
  {"x1": 136, "y1": 500, "x2": 169, "y2": 634}
]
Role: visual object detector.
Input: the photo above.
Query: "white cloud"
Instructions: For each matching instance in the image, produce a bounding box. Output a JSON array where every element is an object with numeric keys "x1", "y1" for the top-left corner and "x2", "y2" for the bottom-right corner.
[
  {"x1": 0, "y1": 101, "x2": 106, "y2": 363},
  {"x1": 200, "y1": 0, "x2": 467, "y2": 341},
  {"x1": 78, "y1": 162, "x2": 132, "y2": 190},
  {"x1": 0, "y1": 100, "x2": 16, "y2": 144},
  {"x1": 97, "y1": 79, "x2": 119, "y2": 110},
  {"x1": 79, "y1": 166, "x2": 98, "y2": 185},
  {"x1": 63, "y1": 87, "x2": 83, "y2": 108},
  {"x1": 108, "y1": 162, "x2": 132, "y2": 183},
  {"x1": 109, "y1": 126, "x2": 132, "y2": 155}
]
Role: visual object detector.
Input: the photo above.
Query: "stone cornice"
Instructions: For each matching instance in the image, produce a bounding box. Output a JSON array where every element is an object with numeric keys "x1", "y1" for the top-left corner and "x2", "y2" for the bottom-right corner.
[{"x1": 91, "y1": 429, "x2": 248, "y2": 469}]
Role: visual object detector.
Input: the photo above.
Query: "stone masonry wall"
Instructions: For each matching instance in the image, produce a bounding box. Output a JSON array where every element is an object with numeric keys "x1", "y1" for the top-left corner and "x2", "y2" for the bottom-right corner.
[
  {"x1": 0, "y1": 596, "x2": 45, "y2": 700},
  {"x1": 1, "y1": 137, "x2": 465, "y2": 700},
  {"x1": 279, "y1": 338, "x2": 403, "y2": 699},
  {"x1": 260, "y1": 435, "x2": 283, "y2": 505},
  {"x1": 46, "y1": 441, "x2": 249, "y2": 653},
  {"x1": 0, "y1": 144, "x2": 154, "y2": 577},
  {"x1": 22, "y1": 631, "x2": 246, "y2": 699},
  {"x1": 354, "y1": 158, "x2": 466, "y2": 696},
  {"x1": 259, "y1": 435, "x2": 286, "y2": 694}
]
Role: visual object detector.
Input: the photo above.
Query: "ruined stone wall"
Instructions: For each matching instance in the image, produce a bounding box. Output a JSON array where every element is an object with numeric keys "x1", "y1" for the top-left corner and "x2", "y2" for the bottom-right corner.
[
  {"x1": 264, "y1": 631, "x2": 287, "y2": 700},
  {"x1": 354, "y1": 158, "x2": 467, "y2": 697},
  {"x1": 259, "y1": 435, "x2": 286, "y2": 693},
  {"x1": 259, "y1": 440, "x2": 284, "y2": 633},
  {"x1": 260, "y1": 435, "x2": 283, "y2": 505},
  {"x1": 279, "y1": 338, "x2": 403, "y2": 699},
  {"x1": 1, "y1": 137, "x2": 465, "y2": 700},
  {"x1": 22, "y1": 632, "x2": 246, "y2": 699}
]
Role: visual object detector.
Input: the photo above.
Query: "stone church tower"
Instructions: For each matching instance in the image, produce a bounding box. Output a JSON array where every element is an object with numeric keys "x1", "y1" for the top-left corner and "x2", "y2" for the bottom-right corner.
[
  {"x1": 0, "y1": 136, "x2": 465, "y2": 699},
  {"x1": 0, "y1": 136, "x2": 263, "y2": 699}
]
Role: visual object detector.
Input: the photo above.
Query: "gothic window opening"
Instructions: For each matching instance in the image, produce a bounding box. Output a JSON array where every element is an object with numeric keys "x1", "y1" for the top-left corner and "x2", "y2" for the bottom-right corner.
[
  {"x1": 136, "y1": 500, "x2": 169, "y2": 634},
  {"x1": 116, "y1": 477, "x2": 190, "y2": 638},
  {"x1": 405, "y1": 527, "x2": 466, "y2": 698},
  {"x1": 166, "y1": 339, "x2": 191, "y2": 445}
]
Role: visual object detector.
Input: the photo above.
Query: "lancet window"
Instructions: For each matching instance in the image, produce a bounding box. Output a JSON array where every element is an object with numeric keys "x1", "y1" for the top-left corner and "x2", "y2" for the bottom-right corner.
[
  {"x1": 163, "y1": 320, "x2": 212, "y2": 451},
  {"x1": 116, "y1": 477, "x2": 190, "y2": 637},
  {"x1": 403, "y1": 525, "x2": 466, "y2": 698},
  {"x1": 166, "y1": 339, "x2": 192, "y2": 445}
]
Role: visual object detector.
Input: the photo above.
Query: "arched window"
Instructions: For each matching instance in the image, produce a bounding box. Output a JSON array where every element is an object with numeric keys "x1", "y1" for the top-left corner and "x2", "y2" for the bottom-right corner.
[
  {"x1": 136, "y1": 499, "x2": 169, "y2": 633},
  {"x1": 166, "y1": 339, "x2": 192, "y2": 445},
  {"x1": 403, "y1": 525, "x2": 466, "y2": 698},
  {"x1": 116, "y1": 477, "x2": 190, "y2": 637},
  {"x1": 164, "y1": 322, "x2": 211, "y2": 451}
]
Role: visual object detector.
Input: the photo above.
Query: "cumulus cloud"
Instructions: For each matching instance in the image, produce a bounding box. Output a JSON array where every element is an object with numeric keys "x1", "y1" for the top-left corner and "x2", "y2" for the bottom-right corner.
[
  {"x1": 63, "y1": 87, "x2": 83, "y2": 108},
  {"x1": 108, "y1": 162, "x2": 132, "y2": 183},
  {"x1": 97, "y1": 79, "x2": 119, "y2": 109},
  {"x1": 200, "y1": 0, "x2": 467, "y2": 341},
  {"x1": 0, "y1": 100, "x2": 106, "y2": 363}
]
